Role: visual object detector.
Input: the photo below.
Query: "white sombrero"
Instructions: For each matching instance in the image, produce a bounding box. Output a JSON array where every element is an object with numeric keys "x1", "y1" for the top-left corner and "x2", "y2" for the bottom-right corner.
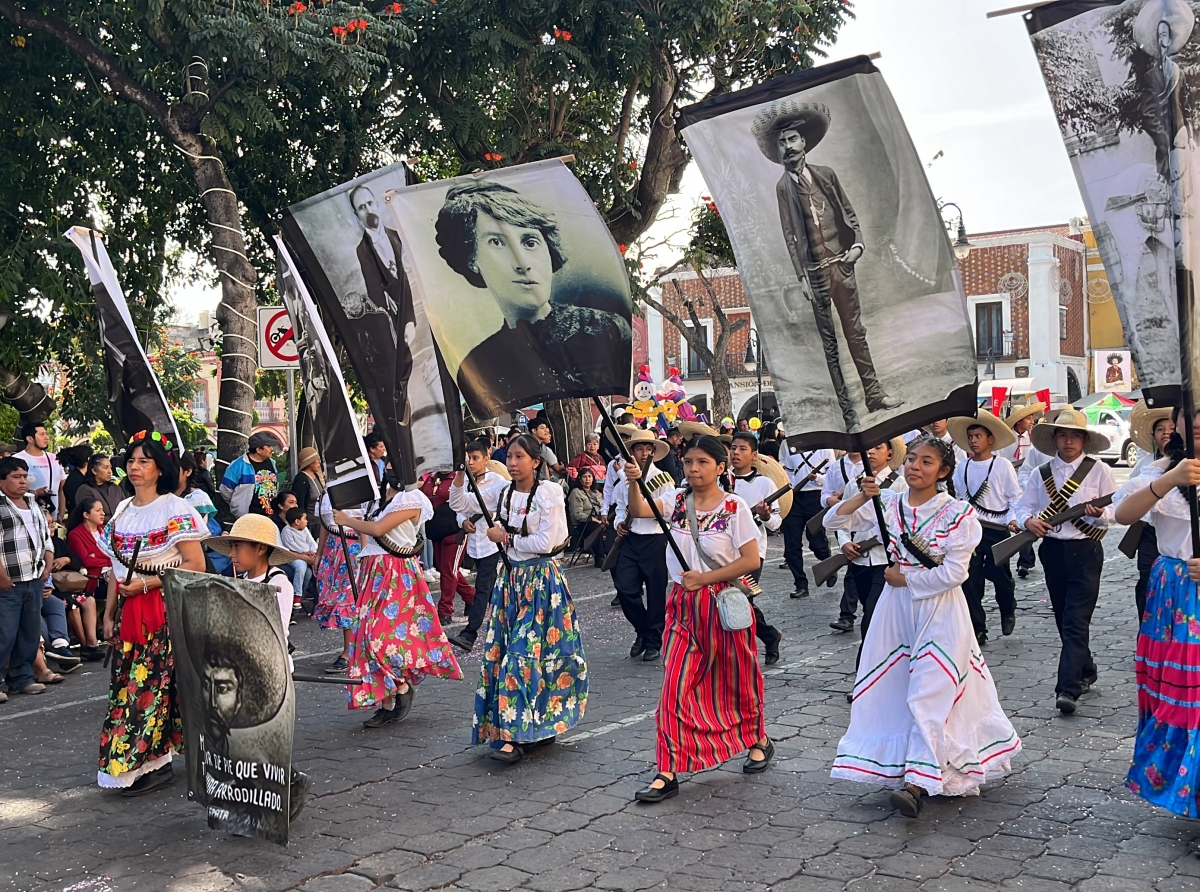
[
  {"x1": 1030, "y1": 406, "x2": 1110, "y2": 455},
  {"x1": 947, "y1": 410, "x2": 1017, "y2": 452}
]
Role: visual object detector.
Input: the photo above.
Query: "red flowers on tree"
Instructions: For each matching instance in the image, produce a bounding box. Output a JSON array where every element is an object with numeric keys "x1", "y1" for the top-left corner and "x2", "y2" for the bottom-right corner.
[
  {"x1": 484, "y1": 152, "x2": 503, "y2": 162},
  {"x1": 288, "y1": 2, "x2": 306, "y2": 14},
  {"x1": 332, "y1": 24, "x2": 347, "y2": 40},
  {"x1": 552, "y1": 27, "x2": 572, "y2": 41},
  {"x1": 385, "y1": 2, "x2": 403, "y2": 13}
]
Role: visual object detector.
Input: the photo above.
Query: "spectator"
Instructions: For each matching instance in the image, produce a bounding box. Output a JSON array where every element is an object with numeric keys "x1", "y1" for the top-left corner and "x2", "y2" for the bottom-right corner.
[
  {"x1": 290, "y1": 447, "x2": 325, "y2": 535},
  {"x1": 66, "y1": 496, "x2": 110, "y2": 661},
  {"x1": 758, "y1": 422, "x2": 780, "y2": 461},
  {"x1": 189, "y1": 449, "x2": 217, "y2": 498},
  {"x1": 420, "y1": 470, "x2": 475, "y2": 625},
  {"x1": 59, "y1": 444, "x2": 94, "y2": 519},
  {"x1": 659, "y1": 428, "x2": 685, "y2": 484},
  {"x1": 272, "y1": 491, "x2": 299, "y2": 531},
  {"x1": 41, "y1": 506, "x2": 84, "y2": 671},
  {"x1": 219, "y1": 431, "x2": 281, "y2": 519},
  {"x1": 15, "y1": 422, "x2": 59, "y2": 515},
  {"x1": 492, "y1": 427, "x2": 521, "y2": 465},
  {"x1": 279, "y1": 507, "x2": 318, "y2": 612},
  {"x1": 568, "y1": 433, "x2": 607, "y2": 482},
  {"x1": 529, "y1": 418, "x2": 565, "y2": 481},
  {"x1": 0, "y1": 456, "x2": 55, "y2": 699},
  {"x1": 364, "y1": 432, "x2": 392, "y2": 491},
  {"x1": 76, "y1": 453, "x2": 125, "y2": 517},
  {"x1": 567, "y1": 468, "x2": 606, "y2": 567}
]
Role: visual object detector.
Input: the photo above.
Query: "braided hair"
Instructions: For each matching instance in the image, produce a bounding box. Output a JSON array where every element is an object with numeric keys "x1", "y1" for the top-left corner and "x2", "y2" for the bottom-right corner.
[{"x1": 908, "y1": 434, "x2": 957, "y2": 497}]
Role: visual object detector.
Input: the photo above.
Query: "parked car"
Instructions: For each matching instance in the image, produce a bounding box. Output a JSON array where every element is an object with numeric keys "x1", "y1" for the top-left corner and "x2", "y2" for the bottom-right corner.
[{"x1": 1088, "y1": 406, "x2": 1138, "y2": 466}]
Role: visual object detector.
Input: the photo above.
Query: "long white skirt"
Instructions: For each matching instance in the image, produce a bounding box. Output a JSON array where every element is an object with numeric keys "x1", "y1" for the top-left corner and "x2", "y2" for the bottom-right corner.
[{"x1": 831, "y1": 582, "x2": 1021, "y2": 796}]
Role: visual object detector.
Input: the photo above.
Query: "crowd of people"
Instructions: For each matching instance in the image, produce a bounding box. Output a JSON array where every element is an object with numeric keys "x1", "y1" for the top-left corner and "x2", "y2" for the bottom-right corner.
[{"x1": 2, "y1": 397, "x2": 1198, "y2": 823}]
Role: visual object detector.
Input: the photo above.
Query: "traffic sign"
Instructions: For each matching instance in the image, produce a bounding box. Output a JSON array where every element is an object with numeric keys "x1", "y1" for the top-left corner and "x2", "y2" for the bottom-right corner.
[{"x1": 258, "y1": 306, "x2": 300, "y2": 369}]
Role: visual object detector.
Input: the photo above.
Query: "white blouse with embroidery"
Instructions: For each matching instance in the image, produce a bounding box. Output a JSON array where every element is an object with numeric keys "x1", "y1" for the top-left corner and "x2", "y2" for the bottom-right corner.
[
  {"x1": 879, "y1": 490, "x2": 981, "y2": 600},
  {"x1": 98, "y1": 493, "x2": 208, "y2": 576},
  {"x1": 358, "y1": 489, "x2": 433, "y2": 558}
]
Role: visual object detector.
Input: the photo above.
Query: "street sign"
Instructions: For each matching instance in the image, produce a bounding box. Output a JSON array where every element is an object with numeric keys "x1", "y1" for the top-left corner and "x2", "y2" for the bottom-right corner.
[{"x1": 258, "y1": 306, "x2": 300, "y2": 369}]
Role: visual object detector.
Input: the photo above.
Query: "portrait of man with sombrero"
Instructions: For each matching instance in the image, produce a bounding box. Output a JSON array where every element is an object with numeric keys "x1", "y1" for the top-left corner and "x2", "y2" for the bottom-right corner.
[{"x1": 751, "y1": 99, "x2": 901, "y2": 425}]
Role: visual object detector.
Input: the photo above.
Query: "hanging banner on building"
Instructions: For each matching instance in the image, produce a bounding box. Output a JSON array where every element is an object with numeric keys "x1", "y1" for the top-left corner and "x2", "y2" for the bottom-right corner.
[
  {"x1": 1027, "y1": 0, "x2": 1199, "y2": 407},
  {"x1": 274, "y1": 238, "x2": 379, "y2": 509},
  {"x1": 1095, "y1": 348, "x2": 1133, "y2": 393},
  {"x1": 64, "y1": 227, "x2": 184, "y2": 450},
  {"x1": 279, "y1": 161, "x2": 461, "y2": 484},
  {"x1": 991, "y1": 386, "x2": 1010, "y2": 417},
  {"x1": 677, "y1": 57, "x2": 977, "y2": 450},
  {"x1": 163, "y1": 570, "x2": 295, "y2": 846},
  {"x1": 383, "y1": 159, "x2": 634, "y2": 421}
]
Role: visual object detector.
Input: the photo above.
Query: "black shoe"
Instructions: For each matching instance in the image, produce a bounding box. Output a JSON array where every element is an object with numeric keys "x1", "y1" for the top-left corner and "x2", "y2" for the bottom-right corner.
[
  {"x1": 790, "y1": 588, "x2": 810, "y2": 599},
  {"x1": 81, "y1": 645, "x2": 106, "y2": 662},
  {"x1": 438, "y1": 614, "x2": 453, "y2": 627},
  {"x1": 777, "y1": 562, "x2": 789, "y2": 570},
  {"x1": 324, "y1": 656, "x2": 348, "y2": 674},
  {"x1": 635, "y1": 773, "x2": 679, "y2": 803},
  {"x1": 1017, "y1": 568, "x2": 1029, "y2": 579},
  {"x1": 393, "y1": 684, "x2": 415, "y2": 722},
  {"x1": 868, "y1": 395, "x2": 903, "y2": 412},
  {"x1": 1001, "y1": 614, "x2": 1015, "y2": 636},
  {"x1": 976, "y1": 631, "x2": 988, "y2": 647},
  {"x1": 890, "y1": 785, "x2": 924, "y2": 818},
  {"x1": 46, "y1": 646, "x2": 81, "y2": 670},
  {"x1": 362, "y1": 706, "x2": 398, "y2": 729},
  {"x1": 824, "y1": 572, "x2": 838, "y2": 588},
  {"x1": 845, "y1": 691, "x2": 853, "y2": 703},
  {"x1": 120, "y1": 764, "x2": 175, "y2": 797},
  {"x1": 629, "y1": 635, "x2": 646, "y2": 658},
  {"x1": 448, "y1": 632, "x2": 477, "y2": 652},
  {"x1": 1056, "y1": 692, "x2": 1077, "y2": 715},
  {"x1": 830, "y1": 617, "x2": 854, "y2": 633},
  {"x1": 762, "y1": 628, "x2": 782, "y2": 666},
  {"x1": 641, "y1": 648, "x2": 661, "y2": 662},
  {"x1": 289, "y1": 770, "x2": 311, "y2": 821},
  {"x1": 610, "y1": 594, "x2": 622, "y2": 607},
  {"x1": 488, "y1": 743, "x2": 525, "y2": 764},
  {"x1": 1081, "y1": 672, "x2": 1098, "y2": 694},
  {"x1": 743, "y1": 739, "x2": 774, "y2": 774}
]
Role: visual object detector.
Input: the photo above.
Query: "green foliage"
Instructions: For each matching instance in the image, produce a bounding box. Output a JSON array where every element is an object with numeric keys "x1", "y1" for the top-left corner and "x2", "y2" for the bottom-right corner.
[
  {"x1": 0, "y1": 402, "x2": 18, "y2": 444},
  {"x1": 687, "y1": 197, "x2": 736, "y2": 268},
  {"x1": 171, "y1": 408, "x2": 212, "y2": 451}
]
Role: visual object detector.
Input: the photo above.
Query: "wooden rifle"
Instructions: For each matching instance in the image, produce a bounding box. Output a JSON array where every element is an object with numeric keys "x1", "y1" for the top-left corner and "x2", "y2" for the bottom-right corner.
[
  {"x1": 812, "y1": 536, "x2": 881, "y2": 588},
  {"x1": 990, "y1": 494, "x2": 1114, "y2": 565},
  {"x1": 103, "y1": 538, "x2": 142, "y2": 669}
]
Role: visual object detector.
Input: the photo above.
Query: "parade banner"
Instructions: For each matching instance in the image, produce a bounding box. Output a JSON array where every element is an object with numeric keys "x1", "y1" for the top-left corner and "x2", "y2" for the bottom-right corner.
[
  {"x1": 164, "y1": 570, "x2": 295, "y2": 846},
  {"x1": 992, "y1": 386, "x2": 1010, "y2": 417},
  {"x1": 280, "y1": 161, "x2": 461, "y2": 484},
  {"x1": 383, "y1": 159, "x2": 634, "y2": 421},
  {"x1": 678, "y1": 57, "x2": 977, "y2": 451},
  {"x1": 1027, "y1": 0, "x2": 1200, "y2": 408},
  {"x1": 64, "y1": 227, "x2": 183, "y2": 449},
  {"x1": 274, "y1": 237, "x2": 379, "y2": 510}
]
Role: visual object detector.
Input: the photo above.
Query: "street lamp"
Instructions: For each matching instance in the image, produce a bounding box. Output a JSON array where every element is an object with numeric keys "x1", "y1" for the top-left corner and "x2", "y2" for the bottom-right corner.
[
  {"x1": 743, "y1": 329, "x2": 763, "y2": 418},
  {"x1": 940, "y1": 202, "x2": 974, "y2": 261}
]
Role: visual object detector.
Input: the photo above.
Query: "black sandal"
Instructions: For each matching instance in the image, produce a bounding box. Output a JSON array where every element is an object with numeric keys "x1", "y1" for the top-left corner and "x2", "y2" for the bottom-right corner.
[
  {"x1": 634, "y1": 773, "x2": 679, "y2": 803},
  {"x1": 890, "y1": 784, "x2": 924, "y2": 818},
  {"x1": 743, "y1": 739, "x2": 774, "y2": 774},
  {"x1": 488, "y1": 743, "x2": 525, "y2": 764}
]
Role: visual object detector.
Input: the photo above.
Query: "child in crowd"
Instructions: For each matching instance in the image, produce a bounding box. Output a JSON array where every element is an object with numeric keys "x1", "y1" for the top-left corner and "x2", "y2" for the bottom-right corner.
[{"x1": 280, "y1": 507, "x2": 318, "y2": 615}]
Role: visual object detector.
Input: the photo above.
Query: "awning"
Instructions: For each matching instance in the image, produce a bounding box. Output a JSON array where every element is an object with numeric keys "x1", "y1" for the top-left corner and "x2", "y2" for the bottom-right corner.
[{"x1": 977, "y1": 377, "x2": 1036, "y2": 398}]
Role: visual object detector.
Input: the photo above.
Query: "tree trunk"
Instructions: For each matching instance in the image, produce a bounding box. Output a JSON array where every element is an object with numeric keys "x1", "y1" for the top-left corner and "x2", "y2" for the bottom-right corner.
[
  {"x1": 0, "y1": 364, "x2": 52, "y2": 424},
  {"x1": 709, "y1": 359, "x2": 733, "y2": 422},
  {"x1": 545, "y1": 398, "x2": 589, "y2": 467}
]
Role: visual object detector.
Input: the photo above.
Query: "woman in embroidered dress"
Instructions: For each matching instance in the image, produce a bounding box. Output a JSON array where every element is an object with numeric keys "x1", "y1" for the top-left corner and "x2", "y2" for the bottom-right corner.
[
  {"x1": 625, "y1": 435, "x2": 771, "y2": 803},
  {"x1": 830, "y1": 436, "x2": 1020, "y2": 818},
  {"x1": 333, "y1": 488, "x2": 462, "y2": 729},
  {"x1": 473, "y1": 434, "x2": 588, "y2": 764},
  {"x1": 313, "y1": 493, "x2": 362, "y2": 673},
  {"x1": 97, "y1": 431, "x2": 208, "y2": 795},
  {"x1": 1114, "y1": 408, "x2": 1200, "y2": 818}
]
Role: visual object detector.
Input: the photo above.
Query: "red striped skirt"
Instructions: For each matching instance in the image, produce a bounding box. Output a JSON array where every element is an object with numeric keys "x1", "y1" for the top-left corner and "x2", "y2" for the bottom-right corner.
[{"x1": 656, "y1": 581, "x2": 765, "y2": 772}]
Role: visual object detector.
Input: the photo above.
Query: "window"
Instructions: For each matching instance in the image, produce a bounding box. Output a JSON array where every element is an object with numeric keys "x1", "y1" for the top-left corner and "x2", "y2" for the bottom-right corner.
[
  {"x1": 1059, "y1": 306, "x2": 1068, "y2": 340},
  {"x1": 975, "y1": 302, "x2": 1004, "y2": 356},
  {"x1": 682, "y1": 323, "x2": 711, "y2": 376},
  {"x1": 190, "y1": 386, "x2": 207, "y2": 423}
]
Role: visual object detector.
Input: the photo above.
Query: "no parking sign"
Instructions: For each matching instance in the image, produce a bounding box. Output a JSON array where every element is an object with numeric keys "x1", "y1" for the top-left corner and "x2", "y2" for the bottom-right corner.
[{"x1": 257, "y1": 306, "x2": 300, "y2": 370}]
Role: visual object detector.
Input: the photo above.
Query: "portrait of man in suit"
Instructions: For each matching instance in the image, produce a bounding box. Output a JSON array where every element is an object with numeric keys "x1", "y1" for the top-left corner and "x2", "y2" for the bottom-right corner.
[{"x1": 752, "y1": 100, "x2": 901, "y2": 427}]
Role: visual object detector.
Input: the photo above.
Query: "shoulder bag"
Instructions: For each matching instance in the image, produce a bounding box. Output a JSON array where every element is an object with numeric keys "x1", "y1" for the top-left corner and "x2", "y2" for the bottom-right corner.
[{"x1": 685, "y1": 493, "x2": 753, "y2": 632}]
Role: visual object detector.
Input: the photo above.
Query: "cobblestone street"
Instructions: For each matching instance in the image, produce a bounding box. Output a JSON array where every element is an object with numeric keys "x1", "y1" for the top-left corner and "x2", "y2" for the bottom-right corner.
[{"x1": 4, "y1": 520, "x2": 1199, "y2": 892}]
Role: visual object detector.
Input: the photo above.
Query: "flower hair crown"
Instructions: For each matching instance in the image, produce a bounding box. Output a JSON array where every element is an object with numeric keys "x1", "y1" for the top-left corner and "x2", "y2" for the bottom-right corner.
[{"x1": 129, "y1": 430, "x2": 175, "y2": 453}]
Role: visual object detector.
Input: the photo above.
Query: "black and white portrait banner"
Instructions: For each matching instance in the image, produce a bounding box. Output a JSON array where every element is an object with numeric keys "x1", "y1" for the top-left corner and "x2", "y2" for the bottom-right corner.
[
  {"x1": 1027, "y1": 0, "x2": 1200, "y2": 407},
  {"x1": 64, "y1": 226, "x2": 183, "y2": 449},
  {"x1": 678, "y1": 57, "x2": 977, "y2": 450},
  {"x1": 280, "y1": 161, "x2": 462, "y2": 484},
  {"x1": 384, "y1": 159, "x2": 634, "y2": 421},
  {"x1": 164, "y1": 570, "x2": 295, "y2": 846},
  {"x1": 274, "y1": 237, "x2": 379, "y2": 510}
]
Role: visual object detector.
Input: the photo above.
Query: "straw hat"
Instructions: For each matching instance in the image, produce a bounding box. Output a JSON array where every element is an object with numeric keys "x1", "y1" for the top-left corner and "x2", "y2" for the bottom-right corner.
[
  {"x1": 206, "y1": 515, "x2": 305, "y2": 566},
  {"x1": 297, "y1": 447, "x2": 320, "y2": 471},
  {"x1": 750, "y1": 100, "x2": 831, "y2": 163},
  {"x1": 614, "y1": 423, "x2": 640, "y2": 438},
  {"x1": 861, "y1": 437, "x2": 907, "y2": 474},
  {"x1": 677, "y1": 420, "x2": 718, "y2": 441},
  {"x1": 486, "y1": 459, "x2": 512, "y2": 480},
  {"x1": 1004, "y1": 401, "x2": 1045, "y2": 430},
  {"x1": 626, "y1": 429, "x2": 670, "y2": 463},
  {"x1": 1129, "y1": 400, "x2": 1175, "y2": 454},
  {"x1": 947, "y1": 410, "x2": 1017, "y2": 453},
  {"x1": 1030, "y1": 406, "x2": 1111, "y2": 455},
  {"x1": 753, "y1": 454, "x2": 793, "y2": 519}
]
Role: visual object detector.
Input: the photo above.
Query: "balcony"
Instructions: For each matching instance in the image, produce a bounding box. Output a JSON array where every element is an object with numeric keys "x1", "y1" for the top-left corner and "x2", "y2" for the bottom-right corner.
[
  {"x1": 679, "y1": 357, "x2": 768, "y2": 381},
  {"x1": 976, "y1": 331, "x2": 1016, "y2": 362}
]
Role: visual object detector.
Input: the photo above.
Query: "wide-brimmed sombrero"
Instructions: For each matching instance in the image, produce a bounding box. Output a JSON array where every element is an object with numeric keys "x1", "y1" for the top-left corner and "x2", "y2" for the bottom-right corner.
[
  {"x1": 947, "y1": 410, "x2": 1017, "y2": 453},
  {"x1": 1030, "y1": 406, "x2": 1110, "y2": 455},
  {"x1": 626, "y1": 429, "x2": 670, "y2": 463},
  {"x1": 753, "y1": 454, "x2": 793, "y2": 520},
  {"x1": 486, "y1": 459, "x2": 512, "y2": 481},
  {"x1": 1005, "y1": 401, "x2": 1046, "y2": 430},
  {"x1": 677, "y1": 420, "x2": 718, "y2": 441},
  {"x1": 1134, "y1": 0, "x2": 1194, "y2": 57},
  {"x1": 751, "y1": 100, "x2": 831, "y2": 164},
  {"x1": 1129, "y1": 400, "x2": 1175, "y2": 455},
  {"x1": 206, "y1": 515, "x2": 304, "y2": 567}
]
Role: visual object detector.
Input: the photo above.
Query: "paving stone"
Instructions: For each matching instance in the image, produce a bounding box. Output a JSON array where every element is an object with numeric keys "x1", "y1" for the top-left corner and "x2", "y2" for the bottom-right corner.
[
  {"x1": 295, "y1": 876, "x2": 376, "y2": 892},
  {"x1": 454, "y1": 864, "x2": 530, "y2": 891}
]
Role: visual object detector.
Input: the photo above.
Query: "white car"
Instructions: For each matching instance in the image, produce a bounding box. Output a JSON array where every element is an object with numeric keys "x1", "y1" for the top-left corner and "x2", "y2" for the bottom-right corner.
[{"x1": 1088, "y1": 406, "x2": 1138, "y2": 466}]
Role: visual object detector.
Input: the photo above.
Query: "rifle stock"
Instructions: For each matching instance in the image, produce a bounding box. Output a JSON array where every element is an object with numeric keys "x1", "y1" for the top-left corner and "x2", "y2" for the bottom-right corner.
[
  {"x1": 990, "y1": 494, "x2": 1114, "y2": 565},
  {"x1": 812, "y1": 537, "x2": 881, "y2": 588},
  {"x1": 1117, "y1": 520, "x2": 1147, "y2": 560},
  {"x1": 806, "y1": 505, "x2": 831, "y2": 536}
]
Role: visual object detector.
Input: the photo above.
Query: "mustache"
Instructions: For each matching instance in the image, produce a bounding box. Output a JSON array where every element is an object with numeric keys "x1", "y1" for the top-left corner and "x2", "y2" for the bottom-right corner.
[{"x1": 364, "y1": 212, "x2": 380, "y2": 229}]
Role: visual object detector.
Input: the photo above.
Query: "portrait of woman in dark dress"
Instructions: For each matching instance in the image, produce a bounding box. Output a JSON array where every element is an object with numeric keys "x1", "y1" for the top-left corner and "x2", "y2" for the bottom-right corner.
[{"x1": 434, "y1": 181, "x2": 631, "y2": 418}]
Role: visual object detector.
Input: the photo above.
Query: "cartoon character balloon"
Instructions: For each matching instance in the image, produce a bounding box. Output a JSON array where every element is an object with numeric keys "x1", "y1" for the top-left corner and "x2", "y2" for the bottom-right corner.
[{"x1": 631, "y1": 366, "x2": 659, "y2": 423}]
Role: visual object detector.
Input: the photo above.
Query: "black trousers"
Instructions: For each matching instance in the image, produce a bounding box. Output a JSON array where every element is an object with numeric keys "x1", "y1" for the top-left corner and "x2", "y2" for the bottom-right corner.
[
  {"x1": 782, "y1": 490, "x2": 831, "y2": 590},
  {"x1": 1039, "y1": 537, "x2": 1103, "y2": 698},
  {"x1": 613, "y1": 533, "x2": 668, "y2": 650},
  {"x1": 848, "y1": 562, "x2": 886, "y2": 670},
  {"x1": 1135, "y1": 524, "x2": 1160, "y2": 621},
  {"x1": 460, "y1": 551, "x2": 500, "y2": 642},
  {"x1": 838, "y1": 566, "x2": 861, "y2": 623},
  {"x1": 747, "y1": 562, "x2": 780, "y2": 645},
  {"x1": 809, "y1": 267, "x2": 888, "y2": 419},
  {"x1": 963, "y1": 526, "x2": 1017, "y2": 636},
  {"x1": 1017, "y1": 542, "x2": 1036, "y2": 571}
]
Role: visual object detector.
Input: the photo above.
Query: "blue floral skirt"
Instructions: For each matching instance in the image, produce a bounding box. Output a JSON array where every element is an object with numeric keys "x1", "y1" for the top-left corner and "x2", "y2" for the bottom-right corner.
[
  {"x1": 1126, "y1": 556, "x2": 1200, "y2": 817},
  {"x1": 472, "y1": 557, "x2": 588, "y2": 744},
  {"x1": 313, "y1": 534, "x2": 360, "y2": 630}
]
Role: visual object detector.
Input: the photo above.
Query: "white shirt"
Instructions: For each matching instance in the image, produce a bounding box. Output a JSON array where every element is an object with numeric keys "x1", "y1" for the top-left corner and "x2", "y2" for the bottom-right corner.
[
  {"x1": 358, "y1": 490, "x2": 433, "y2": 558},
  {"x1": 494, "y1": 481, "x2": 569, "y2": 562},
  {"x1": 997, "y1": 430, "x2": 1032, "y2": 467},
  {"x1": 781, "y1": 447, "x2": 833, "y2": 493},
  {"x1": 613, "y1": 462, "x2": 675, "y2": 536},
  {"x1": 1016, "y1": 444, "x2": 1051, "y2": 489},
  {"x1": 823, "y1": 473, "x2": 907, "y2": 566},
  {"x1": 731, "y1": 472, "x2": 782, "y2": 560},
  {"x1": 879, "y1": 490, "x2": 981, "y2": 600},
  {"x1": 601, "y1": 457, "x2": 624, "y2": 515},
  {"x1": 15, "y1": 450, "x2": 57, "y2": 512},
  {"x1": 318, "y1": 494, "x2": 361, "y2": 539},
  {"x1": 280, "y1": 525, "x2": 317, "y2": 555},
  {"x1": 1114, "y1": 460, "x2": 1191, "y2": 559},
  {"x1": 653, "y1": 489, "x2": 758, "y2": 586},
  {"x1": 938, "y1": 433, "x2": 970, "y2": 468},
  {"x1": 1013, "y1": 453, "x2": 1116, "y2": 540},
  {"x1": 822, "y1": 455, "x2": 864, "y2": 507},
  {"x1": 248, "y1": 568, "x2": 295, "y2": 670},
  {"x1": 449, "y1": 470, "x2": 508, "y2": 558},
  {"x1": 953, "y1": 456, "x2": 1021, "y2": 526}
]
